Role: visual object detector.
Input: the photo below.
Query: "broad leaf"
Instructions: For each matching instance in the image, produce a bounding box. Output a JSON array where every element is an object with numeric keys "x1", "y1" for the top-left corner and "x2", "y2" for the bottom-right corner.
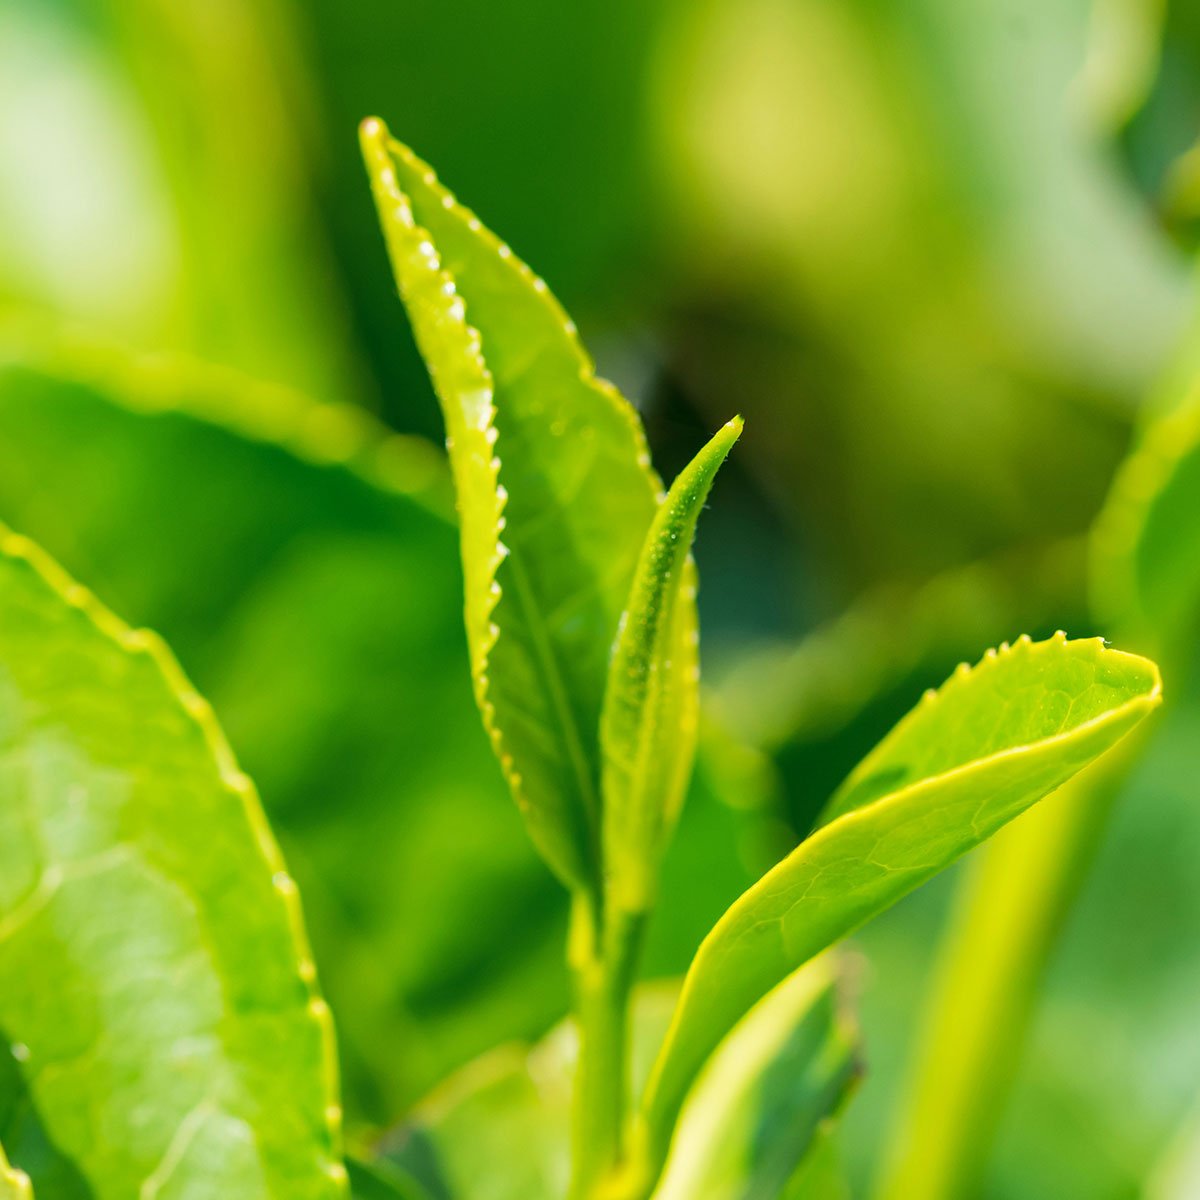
[
  {"x1": 0, "y1": 348, "x2": 562, "y2": 1121},
  {"x1": 361, "y1": 117, "x2": 662, "y2": 891},
  {"x1": 603, "y1": 418, "x2": 741, "y2": 911},
  {"x1": 0, "y1": 527, "x2": 345, "y2": 1195},
  {"x1": 636, "y1": 635, "x2": 1160, "y2": 1174},
  {"x1": 650, "y1": 955, "x2": 858, "y2": 1200},
  {"x1": 0, "y1": 1147, "x2": 30, "y2": 1200}
]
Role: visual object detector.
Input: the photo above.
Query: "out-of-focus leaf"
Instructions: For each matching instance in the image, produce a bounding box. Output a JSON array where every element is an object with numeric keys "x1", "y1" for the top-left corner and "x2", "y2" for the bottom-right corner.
[
  {"x1": 651, "y1": 955, "x2": 859, "y2": 1200},
  {"x1": 361, "y1": 118, "x2": 660, "y2": 892},
  {"x1": 347, "y1": 1157, "x2": 432, "y2": 1200},
  {"x1": 0, "y1": 345, "x2": 562, "y2": 1123},
  {"x1": 603, "y1": 418, "x2": 741, "y2": 911},
  {"x1": 1093, "y1": 382, "x2": 1200, "y2": 651},
  {"x1": 0, "y1": 0, "x2": 359, "y2": 404},
  {"x1": 0, "y1": 527, "x2": 344, "y2": 1197},
  {"x1": 378, "y1": 958, "x2": 850, "y2": 1200},
  {"x1": 0, "y1": 1146, "x2": 30, "y2": 1200},
  {"x1": 636, "y1": 636, "x2": 1161, "y2": 1176},
  {"x1": 713, "y1": 538, "x2": 1087, "y2": 752},
  {"x1": 878, "y1": 362, "x2": 1200, "y2": 1200},
  {"x1": 782, "y1": 1124, "x2": 851, "y2": 1200}
]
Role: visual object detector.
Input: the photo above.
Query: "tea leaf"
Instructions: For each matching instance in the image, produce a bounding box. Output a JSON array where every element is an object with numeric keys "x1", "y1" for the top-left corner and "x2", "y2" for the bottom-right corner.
[
  {"x1": 636, "y1": 635, "x2": 1160, "y2": 1171},
  {"x1": 378, "y1": 961, "x2": 849, "y2": 1200},
  {"x1": 361, "y1": 117, "x2": 661, "y2": 891},
  {"x1": 603, "y1": 418, "x2": 741, "y2": 911},
  {"x1": 0, "y1": 528, "x2": 344, "y2": 1197},
  {"x1": 0, "y1": 347, "x2": 561, "y2": 1121},
  {"x1": 0, "y1": 1147, "x2": 30, "y2": 1200},
  {"x1": 650, "y1": 955, "x2": 858, "y2": 1200}
]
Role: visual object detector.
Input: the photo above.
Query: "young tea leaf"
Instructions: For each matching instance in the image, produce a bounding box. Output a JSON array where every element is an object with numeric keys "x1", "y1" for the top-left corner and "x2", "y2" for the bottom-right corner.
[
  {"x1": 634, "y1": 635, "x2": 1160, "y2": 1178},
  {"x1": 650, "y1": 955, "x2": 858, "y2": 1200},
  {"x1": 361, "y1": 118, "x2": 662, "y2": 892},
  {"x1": 602, "y1": 418, "x2": 742, "y2": 912},
  {"x1": 0, "y1": 528, "x2": 345, "y2": 1197}
]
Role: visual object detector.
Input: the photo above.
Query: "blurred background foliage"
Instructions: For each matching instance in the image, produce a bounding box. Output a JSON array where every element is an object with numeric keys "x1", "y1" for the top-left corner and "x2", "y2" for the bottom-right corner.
[{"x1": 2, "y1": 0, "x2": 1199, "y2": 1195}]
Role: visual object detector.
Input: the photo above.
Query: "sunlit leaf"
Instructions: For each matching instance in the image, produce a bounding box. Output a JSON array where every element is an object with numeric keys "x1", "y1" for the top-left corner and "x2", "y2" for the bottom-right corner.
[
  {"x1": 635, "y1": 635, "x2": 1161, "y2": 1176},
  {"x1": 603, "y1": 418, "x2": 741, "y2": 912},
  {"x1": 0, "y1": 346, "x2": 558, "y2": 1122},
  {"x1": 0, "y1": 527, "x2": 344, "y2": 1196},
  {"x1": 361, "y1": 117, "x2": 661, "y2": 891},
  {"x1": 377, "y1": 959, "x2": 849, "y2": 1200},
  {"x1": 651, "y1": 955, "x2": 858, "y2": 1200}
]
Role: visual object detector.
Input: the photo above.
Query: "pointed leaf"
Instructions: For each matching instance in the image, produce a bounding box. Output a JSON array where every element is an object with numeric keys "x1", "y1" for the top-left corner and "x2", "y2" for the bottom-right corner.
[
  {"x1": 603, "y1": 418, "x2": 742, "y2": 911},
  {"x1": 636, "y1": 635, "x2": 1160, "y2": 1174},
  {"x1": 650, "y1": 955, "x2": 858, "y2": 1200},
  {"x1": 0, "y1": 528, "x2": 345, "y2": 1197},
  {"x1": 361, "y1": 118, "x2": 662, "y2": 890},
  {"x1": 0, "y1": 347, "x2": 561, "y2": 1121}
]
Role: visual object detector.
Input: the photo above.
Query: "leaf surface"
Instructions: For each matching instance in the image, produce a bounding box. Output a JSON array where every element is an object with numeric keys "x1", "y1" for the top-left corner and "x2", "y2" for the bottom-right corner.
[
  {"x1": 603, "y1": 418, "x2": 741, "y2": 910},
  {"x1": 637, "y1": 635, "x2": 1161, "y2": 1169},
  {"x1": 650, "y1": 955, "x2": 858, "y2": 1200},
  {"x1": 0, "y1": 527, "x2": 344, "y2": 1197},
  {"x1": 361, "y1": 117, "x2": 662, "y2": 890},
  {"x1": 0, "y1": 347, "x2": 563, "y2": 1120}
]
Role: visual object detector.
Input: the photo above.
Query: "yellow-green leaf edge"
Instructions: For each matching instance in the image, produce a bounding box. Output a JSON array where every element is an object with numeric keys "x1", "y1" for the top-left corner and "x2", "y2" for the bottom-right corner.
[{"x1": 0, "y1": 524, "x2": 346, "y2": 1196}]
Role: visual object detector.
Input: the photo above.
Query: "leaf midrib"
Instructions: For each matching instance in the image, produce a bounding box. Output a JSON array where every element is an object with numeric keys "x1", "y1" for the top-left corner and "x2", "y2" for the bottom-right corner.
[{"x1": 502, "y1": 552, "x2": 602, "y2": 875}]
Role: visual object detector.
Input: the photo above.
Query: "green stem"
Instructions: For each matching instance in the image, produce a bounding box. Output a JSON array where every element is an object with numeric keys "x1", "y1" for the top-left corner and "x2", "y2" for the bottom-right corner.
[{"x1": 569, "y1": 895, "x2": 645, "y2": 1200}]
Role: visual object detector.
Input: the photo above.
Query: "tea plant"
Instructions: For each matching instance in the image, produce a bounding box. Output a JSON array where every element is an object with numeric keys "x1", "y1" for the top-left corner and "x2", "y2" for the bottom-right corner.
[{"x1": 0, "y1": 121, "x2": 1165, "y2": 1200}]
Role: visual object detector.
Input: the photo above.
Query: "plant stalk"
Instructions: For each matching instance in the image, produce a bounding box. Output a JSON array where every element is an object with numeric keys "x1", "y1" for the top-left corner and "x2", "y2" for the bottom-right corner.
[{"x1": 569, "y1": 894, "x2": 645, "y2": 1200}]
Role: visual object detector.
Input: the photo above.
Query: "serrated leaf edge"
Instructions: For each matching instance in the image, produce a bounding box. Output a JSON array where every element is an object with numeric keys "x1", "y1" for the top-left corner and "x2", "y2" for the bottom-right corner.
[
  {"x1": 360, "y1": 117, "x2": 666, "y2": 882},
  {"x1": 0, "y1": 524, "x2": 347, "y2": 1195}
]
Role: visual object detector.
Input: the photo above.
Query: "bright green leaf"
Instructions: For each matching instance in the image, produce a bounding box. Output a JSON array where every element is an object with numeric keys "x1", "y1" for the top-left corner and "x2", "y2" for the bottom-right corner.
[
  {"x1": 603, "y1": 417, "x2": 742, "y2": 912},
  {"x1": 636, "y1": 635, "x2": 1161, "y2": 1176},
  {"x1": 650, "y1": 954, "x2": 858, "y2": 1200},
  {"x1": 0, "y1": 527, "x2": 345, "y2": 1197},
  {"x1": 0, "y1": 346, "x2": 564, "y2": 1121},
  {"x1": 361, "y1": 117, "x2": 661, "y2": 891}
]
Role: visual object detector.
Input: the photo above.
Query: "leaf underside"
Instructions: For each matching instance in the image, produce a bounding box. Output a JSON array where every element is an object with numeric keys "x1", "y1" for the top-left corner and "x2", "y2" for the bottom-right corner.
[
  {"x1": 0, "y1": 527, "x2": 345, "y2": 1197},
  {"x1": 362, "y1": 117, "x2": 666, "y2": 891},
  {"x1": 638, "y1": 634, "x2": 1161, "y2": 1165}
]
